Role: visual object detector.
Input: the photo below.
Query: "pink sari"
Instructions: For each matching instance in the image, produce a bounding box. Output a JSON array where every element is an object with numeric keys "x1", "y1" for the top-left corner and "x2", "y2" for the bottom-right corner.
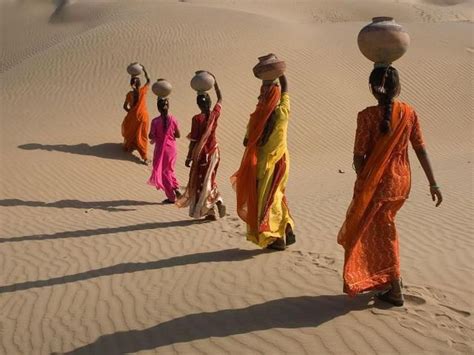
[{"x1": 147, "y1": 114, "x2": 180, "y2": 202}]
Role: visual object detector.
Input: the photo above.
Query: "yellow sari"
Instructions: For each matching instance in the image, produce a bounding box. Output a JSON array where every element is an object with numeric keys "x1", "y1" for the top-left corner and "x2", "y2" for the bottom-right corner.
[{"x1": 250, "y1": 93, "x2": 294, "y2": 247}]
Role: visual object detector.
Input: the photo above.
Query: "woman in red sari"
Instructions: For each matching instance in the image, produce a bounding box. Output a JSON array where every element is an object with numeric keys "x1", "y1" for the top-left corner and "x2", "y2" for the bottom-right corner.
[
  {"x1": 122, "y1": 67, "x2": 151, "y2": 164},
  {"x1": 176, "y1": 73, "x2": 226, "y2": 221},
  {"x1": 338, "y1": 66, "x2": 443, "y2": 306}
]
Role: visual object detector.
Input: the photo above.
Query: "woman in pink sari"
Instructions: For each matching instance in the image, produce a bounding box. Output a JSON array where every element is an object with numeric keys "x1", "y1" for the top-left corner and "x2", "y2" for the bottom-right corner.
[{"x1": 147, "y1": 97, "x2": 181, "y2": 203}]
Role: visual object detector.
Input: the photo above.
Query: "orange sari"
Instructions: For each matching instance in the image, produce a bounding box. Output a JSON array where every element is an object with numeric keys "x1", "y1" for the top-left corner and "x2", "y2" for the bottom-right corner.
[
  {"x1": 338, "y1": 101, "x2": 414, "y2": 296},
  {"x1": 122, "y1": 85, "x2": 149, "y2": 160},
  {"x1": 231, "y1": 84, "x2": 281, "y2": 235}
]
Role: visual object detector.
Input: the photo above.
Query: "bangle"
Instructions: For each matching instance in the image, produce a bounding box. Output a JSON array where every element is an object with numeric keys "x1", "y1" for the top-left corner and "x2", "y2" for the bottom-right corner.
[{"x1": 430, "y1": 185, "x2": 440, "y2": 189}]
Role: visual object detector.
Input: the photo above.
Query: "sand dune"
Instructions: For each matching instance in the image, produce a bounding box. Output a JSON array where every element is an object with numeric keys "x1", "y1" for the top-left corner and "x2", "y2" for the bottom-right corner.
[{"x1": 1, "y1": 0, "x2": 473, "y2": 354}]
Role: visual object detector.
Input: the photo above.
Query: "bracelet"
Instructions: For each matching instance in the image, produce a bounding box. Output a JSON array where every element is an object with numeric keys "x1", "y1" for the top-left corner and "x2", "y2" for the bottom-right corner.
[{"x1": 430, "y1": 185, "x2": 440, "y2": 189}]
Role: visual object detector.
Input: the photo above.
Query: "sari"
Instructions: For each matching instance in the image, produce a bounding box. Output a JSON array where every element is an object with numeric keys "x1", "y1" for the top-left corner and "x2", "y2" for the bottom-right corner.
[
  {"x1": 231, "y1": 85, "x2": 294, "y2": 247},
  {"x1": 121, "y1": 84, "x2": 149, "y2": 160},
  {"x1": 176, "y1": 103, "x2": 223, "y2": 218},
  {"x1": 338, "y1": 101, "x2": 425, "y2": 296},
  {"x1": 147, "y1": 114, "x2": 180, "y2": 202}
]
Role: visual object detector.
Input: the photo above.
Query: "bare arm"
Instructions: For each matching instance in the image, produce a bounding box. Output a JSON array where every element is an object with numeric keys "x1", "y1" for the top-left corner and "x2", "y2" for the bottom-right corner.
[
  {"x1": 214, "y1": 81, "x2": 222, "y2": 104},
  {"x1": 185, "y1": 141, "x2": 196, "y2": 167},
  {"x1": 175, "y1": 127, "x2": 181, "y2": 139},
  {"x1": 142, "y1": 66, "x2": 151, "y2": 85},
  {"x1": 353, "y1": 154, "x2": 365, "y2": 176},
  {"x1": 208, "y1": 72, "x2": 222, "y2": 104},
  {"x1": 414, "y1": 147, "x2": 443, "y2": 207},
  {"x1": 279, "y1": 74, "x2": 288, "y2": 93},
  {"x1": 123, "y1": 99, "x2": 130, "y2": 113}
]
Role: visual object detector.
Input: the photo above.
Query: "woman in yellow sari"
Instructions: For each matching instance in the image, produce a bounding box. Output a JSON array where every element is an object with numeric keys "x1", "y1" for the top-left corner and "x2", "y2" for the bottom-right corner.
[{"x1": 231, "y1": 75, "x2": 295, "y2": 250}]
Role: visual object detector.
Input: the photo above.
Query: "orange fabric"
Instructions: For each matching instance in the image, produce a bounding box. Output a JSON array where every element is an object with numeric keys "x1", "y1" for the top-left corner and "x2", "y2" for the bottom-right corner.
[
  {"x1": 338, "y1": 101, "x2": 413, "y2": 296},
  {"x1": 230, "y1": 84, "x2": 281, "y2": 234},
  {"x1": 353, "y1": 105, "x2": 425, "y2": 202},
  {"x1": 121, "y1": 85, "x2": 149, "y2": 160}
]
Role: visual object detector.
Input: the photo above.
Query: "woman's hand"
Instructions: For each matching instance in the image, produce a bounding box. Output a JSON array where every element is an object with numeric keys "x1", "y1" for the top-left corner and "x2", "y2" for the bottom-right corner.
[{"x1": 430, "y1": 186, "x2": 443, "y2": 207}]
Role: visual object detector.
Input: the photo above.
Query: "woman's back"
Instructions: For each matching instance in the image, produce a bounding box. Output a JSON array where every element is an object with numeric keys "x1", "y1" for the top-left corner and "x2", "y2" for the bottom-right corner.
[
  {"x1": 354, "y1": 102, "x2": 425, "y2": 201},
  {"x1": 151, "y1": 115, "x2": 178, "y2": 145}
]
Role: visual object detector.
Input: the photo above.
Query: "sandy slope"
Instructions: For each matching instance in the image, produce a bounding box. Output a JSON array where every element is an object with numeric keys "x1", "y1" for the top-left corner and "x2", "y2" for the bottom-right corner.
[{"x1": 1, "y1": 0, "x2": 473, "y2": 353}]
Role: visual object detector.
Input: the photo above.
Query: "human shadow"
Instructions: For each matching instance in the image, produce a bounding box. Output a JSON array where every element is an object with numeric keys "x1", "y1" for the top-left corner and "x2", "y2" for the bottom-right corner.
[
  {"x1": 0, "y1": 219, "x2": 210, "y2": 244},
  {"x1": 0, "y1": 248, "x2": 261, "y2": 294},
  {"x1": 0, "y1": 199, "x2": 161, "y2": 212},
  {"x1": 18, "y1": 143, "x2": 142, "y2": 164},
  {"x1": 64, "y1": 294, "x2": 373, "y2": 355}
]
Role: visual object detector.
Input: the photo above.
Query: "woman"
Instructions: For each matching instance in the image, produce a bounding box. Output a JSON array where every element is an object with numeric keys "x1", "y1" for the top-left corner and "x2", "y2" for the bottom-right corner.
[
  {"x1": 147, "y1": 96, "x2": 181, "y2": 203},
  {"x1": 338, "y1": 66, "x2": 443, "y2": 306},
  {"x1": 231, "y1": 75, "x2": 295, "y2": 251},
  {"x1": 176, "y1": 72, "x2": 226, "y2": 221},
  {"x1": 122, "y1": 66, "x2": 151, "y2": 164}
]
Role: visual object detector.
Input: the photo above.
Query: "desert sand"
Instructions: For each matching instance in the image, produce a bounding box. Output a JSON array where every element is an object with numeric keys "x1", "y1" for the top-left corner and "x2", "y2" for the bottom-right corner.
[{"x1": 1, "y1": 0, "x2": 473, "y2": 354}]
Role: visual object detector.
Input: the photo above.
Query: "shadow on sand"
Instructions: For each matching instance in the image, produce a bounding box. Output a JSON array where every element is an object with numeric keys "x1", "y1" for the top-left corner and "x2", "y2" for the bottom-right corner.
[
  {"x1": 0, "y1": 199, "x2": 161, "y2": 212},
  {"x1": 0, "y1": 248, "x2": 262, "y2": 294},
  {"x1": 18, "y1": 143, "x2": 142, "y2": 164},
  {"x1": 63, "y1": 294, "x2": 373, "y2": 354},
  {"x1": 0, "y1": 219, "x2": 210, "y2": 244}
]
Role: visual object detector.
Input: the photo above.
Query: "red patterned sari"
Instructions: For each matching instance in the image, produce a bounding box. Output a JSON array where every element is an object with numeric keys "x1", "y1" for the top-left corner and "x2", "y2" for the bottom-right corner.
[{"x1": 176, "y1": 103, "x2": 223, "y2": 218}]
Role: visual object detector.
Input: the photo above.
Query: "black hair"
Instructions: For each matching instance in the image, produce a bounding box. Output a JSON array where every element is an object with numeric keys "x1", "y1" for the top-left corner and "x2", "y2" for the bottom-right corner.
[
  {"x1": 130, "y1": 76, "x2": 140, "y2": 86},
  {"x1": 369, "y1": 66, "x2": 401, "y2": 134},
  {"x1": 157, "y1": 97, "x2": 169, "y2": 130},
  {"x1": 196, "y1": 93, "x2": 211, "y2": 110}
]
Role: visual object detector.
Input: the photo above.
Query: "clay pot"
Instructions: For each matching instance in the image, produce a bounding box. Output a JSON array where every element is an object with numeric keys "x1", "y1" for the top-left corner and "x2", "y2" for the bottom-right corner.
[
  {"x1": 253, "y1": 54, "x2": 286, "y2": 81},
  {"x1": 127, "y1": 62, "x2": 143, "y2": 77},
  {"x1": 190, "y1": 71, "x2": 215, "y2": 92},
  {"x1": 357, "y1": 17, "x2": 410, "y2": 65},
  {"x1": 152, "y1": 79, "x2": 172, "y2": 97}
]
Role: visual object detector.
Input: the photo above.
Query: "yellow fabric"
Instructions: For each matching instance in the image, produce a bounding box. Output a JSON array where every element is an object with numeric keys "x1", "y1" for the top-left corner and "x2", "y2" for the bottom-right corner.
[{"x1": 248, "y1": 92, "x2": 294, "y2": 247}]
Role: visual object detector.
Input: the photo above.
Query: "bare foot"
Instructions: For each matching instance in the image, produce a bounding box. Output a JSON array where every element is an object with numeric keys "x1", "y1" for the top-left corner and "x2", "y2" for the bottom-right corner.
[
  {"x1": 285, "y1": 224, "x2": 296, "y2": 246},
  {"x1": 377, "y1": 279, "x2": 404, "y2": 307},
  {"x1": 217, "y1": 201, "x2": 226, "y2": 218},
  {"x1": 267, "y1": 238, "x2": 286, "y2": 251},
  {"x1": 377, "y1": 289, "x2": 404, "y2": 307}
]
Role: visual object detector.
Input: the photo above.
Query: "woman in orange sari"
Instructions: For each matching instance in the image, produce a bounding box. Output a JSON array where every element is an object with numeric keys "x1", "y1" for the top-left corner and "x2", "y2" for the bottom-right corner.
[
  {"x1": 122, "y1": 66, "x2": 151, "y2": 164},
  {"x1": 338, "y1": 66, "x2": 443, "y2": 306}
]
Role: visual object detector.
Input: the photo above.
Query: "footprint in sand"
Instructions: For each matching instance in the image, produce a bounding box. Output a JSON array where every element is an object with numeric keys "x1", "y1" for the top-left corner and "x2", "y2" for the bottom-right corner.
[
  {"x1": 289, "y1": 251, "x2": 338, "y2": 272},
  {"x1": 404, "y1": 294, "x2": 427, "y2": 306},
  {"x1": 440, "y1": 304, "x2": 472, "y2": 317}
]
